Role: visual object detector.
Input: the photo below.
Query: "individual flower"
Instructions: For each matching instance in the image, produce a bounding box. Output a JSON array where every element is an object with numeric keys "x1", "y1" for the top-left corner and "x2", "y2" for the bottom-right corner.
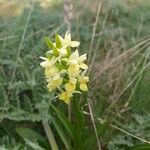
[
  {"x1": 59, "y1": 91, "x2": 72, "y2": 104},
  {"x1": 47, "y1": 74, "x2": 62, "y2": 91},
  {"x1": 67, "y1": 50, "x2": 88, "y2": 69},
  {"x1": 58, "y1": 47, "x2": 68, "y2": 57},
  {"x1": 78, "y1": 76, "x2": 89, "y2": 91},
  {"x1": 65, "y1": 78, "x2": 77, "y2": 94},
  {"x1": 65, "y1": 50, "x2": 88, "y2": 77},
  {"x1": 58, "y1": 31, "x2": 80, "y2": 48},
  {"x1": 68, "y1": 64, "x2": 80, "y2": 77},
  {"x1": 44, "y1": 66, "x2": 59, "y2": 78}
]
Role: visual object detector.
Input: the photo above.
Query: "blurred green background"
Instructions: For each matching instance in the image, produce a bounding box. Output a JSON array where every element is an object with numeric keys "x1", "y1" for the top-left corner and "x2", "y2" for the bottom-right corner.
[{"x1": 0, "y1": 0, "x2": 150, "y2": 149}]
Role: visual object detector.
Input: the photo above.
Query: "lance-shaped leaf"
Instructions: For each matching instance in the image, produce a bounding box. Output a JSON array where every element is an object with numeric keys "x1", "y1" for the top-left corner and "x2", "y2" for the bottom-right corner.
[
  {"x1": 55, "y1": 33, "x2": 62, "y2": 48},
  {"x1": 44, "y1": 37, "x2": 59, "y2": 56}
]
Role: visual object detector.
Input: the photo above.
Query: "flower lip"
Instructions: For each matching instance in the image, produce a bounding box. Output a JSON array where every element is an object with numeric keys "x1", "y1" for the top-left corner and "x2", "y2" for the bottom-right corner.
[{"x1": 59, "y1": 91, "x2": 72, "y2": 104}]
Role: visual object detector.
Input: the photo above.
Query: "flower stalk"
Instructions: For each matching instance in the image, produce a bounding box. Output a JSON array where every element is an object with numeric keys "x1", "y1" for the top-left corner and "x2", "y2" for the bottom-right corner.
[{"x1": 40, "y1": 31, "x2": 89, "y2": 104}]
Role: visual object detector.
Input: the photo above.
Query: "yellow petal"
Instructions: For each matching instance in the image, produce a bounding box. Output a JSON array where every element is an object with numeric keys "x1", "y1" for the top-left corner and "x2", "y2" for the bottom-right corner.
[
  {"x1": 70, "y1": 50, "x2": 79, "y2": 60},
  {"x1": 80, "y1": 63, "x2": 88, "y2": 69},
  {"x1": 44, "y1": 66, "x2": 58, "y2": 78},
  {"x1": 70, "y1": 41, "x2": 80, "y2": 47},
  {"x1": 79, "y1": 54, "x2": 87, "y2": 62},
  {"x1": 58, "y1": 48, "x2": 67, "y2": 57},
  {"x1": 59, "y1": 91, "x2": 72, "y2": 104},
  {"x1": 65, "y1": 82, "x2": 76, "y2": 93},
  {"x1": 40, "y1": 61, "x2": 52, "y2": 68},
  {"x1": 51, "y1": 78, "x2": 62, "y2": 87},
  {"x1": 65, "y1": 31, "x2": 71, "y2": 42},
  {"x1": 68, "y1": 64, "x2": 79, "y2": 77},
  {"x1": 80, "y1": 83, "x2": 88, "y2": 91},
  {"x1": 69, "y1": 77, "x2": 77, "y2": 84},
  {"x1": 40, "y1": 57, "x2": 58, "y2": 68},
  {"x1": 79, "y1": 76, "x2": 89, "y2": 83},
  {"x1": 47, "y1": 78, "x2": 62, "y2": 91}
]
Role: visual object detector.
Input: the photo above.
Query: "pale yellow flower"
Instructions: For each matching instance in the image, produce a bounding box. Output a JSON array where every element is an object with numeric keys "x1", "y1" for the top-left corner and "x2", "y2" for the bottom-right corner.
[
  {"x1": 59, "y1": 91, "x2": 72, "y2": 104},
  {"x1": 58, "y1": 47, "x2": 68, "y2": 57},
  {"x1": 46, "y1": 73, "x2": 62, "y2": 91},
  {"x1": 65, "y1": 80, "x2": 76, "y2": 94},
  {"x1": 67, "y1": 50, "x2": 88, "y2": 69},
  {"x1": 78, "y1": 54, "x2": 88, "y2": 70},
  {"x1": 44, "y1": 66, "x2": 58, "y2": 78},
  {"x1": 58, "y1": 31, "x2": 80, "y2": 48},
  {"x1": 68, "y1": 64, "x2": 80, "y2": 77},
  {"x1": 47, "y1": 77, "x2": 62, "y2": 91},
  {"x1": 66, "y1": 50, "x2": 88, "y2": 77},
  {"x1": 80, "y1": 83, "x2": 88, "y2": 91},
  {"x1": 78, "y1": 76, "x2": 89, "y2": 91}
]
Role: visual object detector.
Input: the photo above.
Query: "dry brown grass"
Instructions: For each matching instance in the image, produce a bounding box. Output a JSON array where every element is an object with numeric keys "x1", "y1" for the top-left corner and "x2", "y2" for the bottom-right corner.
[
  {"x1": 0, "y1": 1, "x2": 23, "y2": 16},
  {"x1": 0, "y1": 0, "x2": 62, "y2": 17},
  {"x1": 90, "y1": 36, "x2": 150, "y2": 119}
]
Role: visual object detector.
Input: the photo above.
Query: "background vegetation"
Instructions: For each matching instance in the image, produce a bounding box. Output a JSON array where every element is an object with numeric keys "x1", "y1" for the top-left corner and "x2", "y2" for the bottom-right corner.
[{"x1": 0, "y1": 0, "x2": 150, "y2": 149}]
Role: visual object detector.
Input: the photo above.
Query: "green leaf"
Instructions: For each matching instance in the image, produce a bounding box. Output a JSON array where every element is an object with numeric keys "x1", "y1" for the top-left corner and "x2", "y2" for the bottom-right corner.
[
  {"x1": 130, "y1": 144, "x2": 150, "y2": 150},
  {"x1": 45, "y1": 51, "x2": 53, "y2": 59},
  {"x1": 24, "y1": 139, "x2": 46, "y2": 150},
  {"x1": 66, "y1": 46, "x2": 71, "y2": 56},
  {"x1": 44, "y1": 37, "x2": 59, "y2": 56},
  {"x1": 55, "y1": 33, "x2": 62, "y2": 48},
  {"x1": 73, "y1": 100, "x2": 85, "y2": 140},
  {"x1": 0, "y1": 59, "x2": 15, "y2": 65},
  {"x1": 3, "y1": 106, "x2": 42, "y2": 121},
  {"x1": 52, "y1": 118, "x2": 71, "y2": 150},
  {"x1": 53, "y1": 47, "x2": 59, "y2": 56},
  {"x1": 44, "y1": 37, "x2": 54, "y2": 49},
  {"x1": 50, "y1": 103, "x2": 75, "y2": 140},
  {"x1": 16, "y1": 127, "x2": 50, "y2": 150},
  {"x1": 16, "y1": 127, "x2": 40, "y2": 141},
  {"x1": 97, "y1": 122, "x2": 109, "y2": 136}
]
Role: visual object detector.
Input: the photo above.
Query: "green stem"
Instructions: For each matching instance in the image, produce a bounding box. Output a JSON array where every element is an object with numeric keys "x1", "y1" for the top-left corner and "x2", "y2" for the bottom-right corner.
[
  {"x1": 42, "y1": 120, "x2": 59, "y2": 150},
  {"x1": 68, "y1": 103, "x2": 71, "y2": 121}
]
